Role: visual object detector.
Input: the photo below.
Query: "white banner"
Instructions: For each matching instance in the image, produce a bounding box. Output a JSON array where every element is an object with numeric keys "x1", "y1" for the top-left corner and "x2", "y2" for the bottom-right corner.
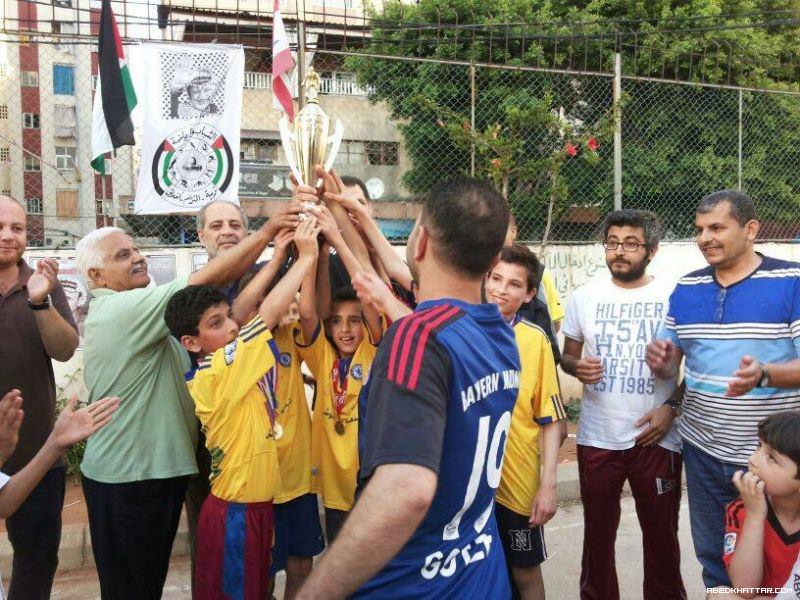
[{"x1": 133, "y1": 42, "x2": 244, "y2": 214}]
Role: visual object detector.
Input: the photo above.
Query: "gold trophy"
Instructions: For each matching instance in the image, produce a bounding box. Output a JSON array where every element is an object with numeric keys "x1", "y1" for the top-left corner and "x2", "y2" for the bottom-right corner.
[{"x1": 279, "y1": 68, "x2": 344, "y2": 188}]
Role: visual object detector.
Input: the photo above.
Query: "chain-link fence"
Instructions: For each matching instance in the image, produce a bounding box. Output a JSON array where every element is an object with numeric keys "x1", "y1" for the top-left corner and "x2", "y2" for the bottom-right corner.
[{"x1": 2, "y1": 10, "x2": 800, "y2": 248}]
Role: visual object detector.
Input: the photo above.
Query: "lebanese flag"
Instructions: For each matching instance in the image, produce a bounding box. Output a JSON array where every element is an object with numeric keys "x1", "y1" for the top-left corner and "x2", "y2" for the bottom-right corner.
[
  {"x1": 272, "y1": 0, "x2": 295, "y2": 119},
  {"x1": 91, "y1": 0, "x2": 137, "y2": 174}
]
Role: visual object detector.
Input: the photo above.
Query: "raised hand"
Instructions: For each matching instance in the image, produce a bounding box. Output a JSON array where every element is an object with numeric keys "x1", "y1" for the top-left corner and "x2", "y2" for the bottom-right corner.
[
  {"x1": 0, "y1": 390, "x2": 24, "y2": 465},
  {"x1": 293, "y1": 216, "x2": 321, "y2": 259},
  {"x1": 307, "y1": 204, "x2": 343, "y2": 246},
  {"x1": 170, "y1": 55, "x2": 195, "y2": 93},
  {"x1": 272, "y1": 227, "x2": 295, "y2": 263},
  {"x1": 27, "y1": 258, "x2": 60, "y2": 305},
  {"x1": 263, "y1": 202, "x2": 304, "y2": 238},
  {"x1": 51, "y1": 394, "x2": 120, "y2": 451}
]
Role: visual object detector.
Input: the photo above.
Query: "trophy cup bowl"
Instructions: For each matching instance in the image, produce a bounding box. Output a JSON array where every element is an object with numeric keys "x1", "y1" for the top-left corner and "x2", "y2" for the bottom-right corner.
[{"x1": 279, "y1": 69, "x2": 343, "y2": 189}]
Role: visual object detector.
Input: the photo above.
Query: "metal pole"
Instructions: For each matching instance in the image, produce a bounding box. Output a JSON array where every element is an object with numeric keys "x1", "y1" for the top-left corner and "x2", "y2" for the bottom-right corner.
[
  {"x1": 613, "y1": 52, "x2": 622, "y2": 210},
  {"x1": 470, "y1": 62, "x2": 476, "y2": 177},
  {"x1": 738, "y1": 89, "x2": 743, "y2": 191}
]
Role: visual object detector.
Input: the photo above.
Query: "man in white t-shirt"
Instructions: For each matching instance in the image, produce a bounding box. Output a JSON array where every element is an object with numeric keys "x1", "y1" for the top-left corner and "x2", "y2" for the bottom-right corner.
[{"x1": 561, "y1": 209, "x2": 685, "y2": 600}]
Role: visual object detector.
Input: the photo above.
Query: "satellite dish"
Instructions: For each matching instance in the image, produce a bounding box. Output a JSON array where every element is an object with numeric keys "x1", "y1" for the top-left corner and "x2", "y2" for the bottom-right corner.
[{"x1": 366, "y1": 178, "x2": 385, "y2": 200}]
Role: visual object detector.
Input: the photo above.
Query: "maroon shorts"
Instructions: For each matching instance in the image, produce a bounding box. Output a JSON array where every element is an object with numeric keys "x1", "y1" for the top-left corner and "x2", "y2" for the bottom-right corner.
[{"x1": 194, "y1": 493, "x2": 274, "y2": 600}]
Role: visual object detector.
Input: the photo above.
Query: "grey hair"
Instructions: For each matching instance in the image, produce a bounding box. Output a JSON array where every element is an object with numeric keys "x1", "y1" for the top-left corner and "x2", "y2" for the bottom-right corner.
[
  {"x1": 196, "y1": 200, "x2": 248, "y2": 231},
  {"x1": 697, "y1": 190, "x2": 757, "y2": 226},
  {"x1": 76, "y1": 226, "x2": 126, "y2": 277}
]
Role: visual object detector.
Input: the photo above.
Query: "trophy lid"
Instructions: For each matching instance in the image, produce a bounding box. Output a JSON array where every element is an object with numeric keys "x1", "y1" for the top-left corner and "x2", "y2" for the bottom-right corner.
[{"x1": 304, "y1": 68, "x2": 320, "y2": 105}]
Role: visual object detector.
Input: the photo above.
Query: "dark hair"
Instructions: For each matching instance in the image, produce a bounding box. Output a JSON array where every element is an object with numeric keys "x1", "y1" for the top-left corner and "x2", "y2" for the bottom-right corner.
[
  {"x1": 331, "y1": 285, "x2": 359, "y2": 311},
  {"x1": 165, "y1": 285, "x2": 229, "y2": 340},
  {"x1": 340, "y1": 175, "x2": 370, "y2": 203},
  {"x1": 421, "y1": 176, "x2": 509, "y2": 278},
  {"x1": 758, "y1": 411, "x2": 800, "y2": 478},
  {"x1": 697, "y1": 190, "x2": 757, "y2": 226},
  {"x1": 499, "y1": 244, "x2": 542, "y2": 292},
  {"x1": 602, "y1": 209, "x2": 662, "y2": 249}
]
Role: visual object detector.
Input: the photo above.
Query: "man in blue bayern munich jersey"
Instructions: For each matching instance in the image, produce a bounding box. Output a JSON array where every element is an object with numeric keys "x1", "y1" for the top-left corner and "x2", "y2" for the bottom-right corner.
[{"x1": 296, "y1": 176, "x2": 520, "y2": 599}]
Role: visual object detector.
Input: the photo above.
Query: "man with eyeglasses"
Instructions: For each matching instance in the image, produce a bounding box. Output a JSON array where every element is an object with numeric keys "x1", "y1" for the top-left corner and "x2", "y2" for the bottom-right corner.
[
  {"x1": 647, "y1": 190, "x2": 800, "y2": 591},
  {"x1": 562, "y1": 209, "x2": 685, "y2": 600}
]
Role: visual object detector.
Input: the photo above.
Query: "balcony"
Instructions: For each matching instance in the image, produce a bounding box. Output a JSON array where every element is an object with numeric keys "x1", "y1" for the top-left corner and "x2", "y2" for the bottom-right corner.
[{"x1": 243, "y1": 71, "x2": 371, "y2": 97}]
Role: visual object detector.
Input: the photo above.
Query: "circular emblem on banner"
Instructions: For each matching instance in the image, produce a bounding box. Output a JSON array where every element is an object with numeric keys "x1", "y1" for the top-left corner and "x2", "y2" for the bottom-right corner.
[{"x1": 151, "y1": 123, "x2": 233, "y2": 209}]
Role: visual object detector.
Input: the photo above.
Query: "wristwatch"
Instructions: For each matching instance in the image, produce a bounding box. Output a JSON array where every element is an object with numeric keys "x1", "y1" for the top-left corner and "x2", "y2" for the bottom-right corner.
[
  {"x1": 27, "y1": 296, "x2": 50, "y2": 310},
  {"x1": 663, "y1": 398, "x2": 682, "y2": 415},
  {"x1": 756, "y1": 365, "x2": 771, "y2": 388}
]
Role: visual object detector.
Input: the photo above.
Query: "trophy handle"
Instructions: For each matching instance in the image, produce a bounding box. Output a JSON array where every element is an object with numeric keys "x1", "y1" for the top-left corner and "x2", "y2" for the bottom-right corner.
[
  {"x1": 278, "y1": 115, "x2": 304, "y2": 185},
  {"x1": 323, "y1": 120, "x2": 345, "y2": 174}
]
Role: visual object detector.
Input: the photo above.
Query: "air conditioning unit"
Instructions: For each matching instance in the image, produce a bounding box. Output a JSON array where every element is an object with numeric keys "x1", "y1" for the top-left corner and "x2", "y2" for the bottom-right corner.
[{"x1": 52, "y1": 0, "x2": 72, "y2": 7}]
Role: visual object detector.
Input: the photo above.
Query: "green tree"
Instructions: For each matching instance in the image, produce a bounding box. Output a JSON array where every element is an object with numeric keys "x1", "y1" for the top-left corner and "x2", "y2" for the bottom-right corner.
[{"x1": 346, "y1": 0, "x2": 800, "y2": 240}]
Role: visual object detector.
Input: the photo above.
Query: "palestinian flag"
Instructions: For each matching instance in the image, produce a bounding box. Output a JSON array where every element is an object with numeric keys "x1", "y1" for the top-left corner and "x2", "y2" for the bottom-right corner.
[{"x1": 91, "y1": 0, "x2": 137, "y2": 174}]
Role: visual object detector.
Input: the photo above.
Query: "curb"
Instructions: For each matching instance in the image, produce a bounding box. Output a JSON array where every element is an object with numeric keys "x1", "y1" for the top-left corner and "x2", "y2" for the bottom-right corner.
[{"x1": 2, "y1": 464, "x2": 590, "y2": 575}]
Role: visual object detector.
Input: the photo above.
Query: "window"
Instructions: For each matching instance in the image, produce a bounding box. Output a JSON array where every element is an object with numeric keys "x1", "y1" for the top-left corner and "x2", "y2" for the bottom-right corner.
[
  {"x1": 0, "y1": 190, "x2": 9, "y2": 197},
  {"x1": 52, "y1": 0, "x2": 72, "y2": 7},
  {"x1": 51, "y1": 21, "x2": 77, "y2": 35},
  {"x1": 23, "y1": 113, "x2": 39, "y2": 128},
  {"x1": 56, "y1": 190, "x2": 78, "y2": 218},
  {"x1": 95, "y1": 200, "x2": 105, "y2": 215},
  {"x1": 0, "y1": 148, "x2": 8, "y2": 163},
  {"x1": 26, "y1": 198, "x2": 42, "y2": 214},
  {"x1": 24, "y1": 155, "x2": 40, "y2": 172},
  {"x1": 53, "y1": 65, "x2": 75, "y2": 95},
  {"x1": 366, "y1": 141, "x2": 399, "y2": 166},
  {"x1": 21, "y1": 71, "x2": 38, "y2": 86},
  {"x1": 240, "y1": 139, "x2": 280, "y2": 163},
  {"x1": 55, "y1": 146, "x2": 76, "y2": 170},
  {"x1": 0, "y1": 106, "x2": 6, "y2": 119}
]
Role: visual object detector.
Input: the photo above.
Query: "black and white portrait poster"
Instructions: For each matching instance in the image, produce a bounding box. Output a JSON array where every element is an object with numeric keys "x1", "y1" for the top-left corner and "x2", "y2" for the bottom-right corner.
[{"x1": 132, "y1": 42, "x2": 244, "y2": 214}]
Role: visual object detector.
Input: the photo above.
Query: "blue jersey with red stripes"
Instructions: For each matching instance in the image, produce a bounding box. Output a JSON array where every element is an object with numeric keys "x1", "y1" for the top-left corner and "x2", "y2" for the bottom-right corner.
[{"x1": 356, "y1": 298, "x2": 521, "y2": 598}]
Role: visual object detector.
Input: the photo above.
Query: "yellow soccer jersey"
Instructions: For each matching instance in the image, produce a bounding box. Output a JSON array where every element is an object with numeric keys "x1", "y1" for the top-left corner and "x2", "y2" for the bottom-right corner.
[
  {"x1": 296, "y1": 320, "x2": 378, "y2": 511},
  {"x1": 273, "y1": 323, "x2": 313, "y2": 504},
  {"x1": 496, "y1": 318, "x2": 566, "y2": 516},
  {"x1": 541, "y1": 270, "x2": 565, "y2": 323},
  {"x1": 188, "y1": 316, "x2": 281, "y2": 503}
]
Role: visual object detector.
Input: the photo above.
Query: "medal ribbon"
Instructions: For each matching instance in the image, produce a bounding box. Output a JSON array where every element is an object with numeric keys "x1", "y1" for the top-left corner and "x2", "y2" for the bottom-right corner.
[
  {"x1": 257, "y1": 362, "x2": 279, "y2": 431},
  {"x1": 331, "y1": 358, "x2": 351, "y2": 418}
]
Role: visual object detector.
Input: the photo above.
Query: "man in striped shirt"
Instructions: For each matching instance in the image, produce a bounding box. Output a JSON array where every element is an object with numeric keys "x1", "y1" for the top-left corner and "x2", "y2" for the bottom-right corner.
[{"x1": 647, "y1": 190, "x2": 800, "y2": 590}]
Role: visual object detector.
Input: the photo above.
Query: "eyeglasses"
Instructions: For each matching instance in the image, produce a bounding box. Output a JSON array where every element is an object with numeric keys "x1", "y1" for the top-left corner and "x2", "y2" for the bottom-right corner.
[{"x1": 603, "y1": 240, "x2": 648, "y2": 252}]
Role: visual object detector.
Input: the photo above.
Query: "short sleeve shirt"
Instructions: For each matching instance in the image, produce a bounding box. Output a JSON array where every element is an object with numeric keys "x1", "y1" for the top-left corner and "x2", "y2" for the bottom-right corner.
[
  {"x1": 724, "y1": 498, "x2": 800, "y2": 590},
  {"x1": 272, "y1": 323, "x2": 312, "y2": 503},
  {"x1": 0, "y1": 261, "x2": 76, "y2": 474},
  {"x1": 188, "y1": 316, "x2": 281, "y2": 502},
  {"x1": 496, "y1": 319, "x2": 564, "y2": 516},
  {"x1": 81, "y1": 276, "x2": 199, "y2": 483},
  {"x1": 563, "y1": 276, "x2": 680, "y2": 452},
  {"x1": 295, "y1": 320, "x2": 378, "y2": 511},
  {"x1": 659, "y1": 256, "x2": 800, "y2": 464}
]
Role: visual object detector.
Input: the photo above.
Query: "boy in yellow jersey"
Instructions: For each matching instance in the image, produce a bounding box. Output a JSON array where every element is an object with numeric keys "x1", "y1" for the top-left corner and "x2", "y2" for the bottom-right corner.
[
  {"x1": 164, "y1": 218, "x2": 320, "y2": 599},
  {"x1": 485, "y1": 244, "x2": 566, "y2": 600},
  {"x1": 234, "y1": 258, "x2": 325, "y2": 598},
  {"x1": 295, "y1": 205, "x2": 384, "y2": 544}
]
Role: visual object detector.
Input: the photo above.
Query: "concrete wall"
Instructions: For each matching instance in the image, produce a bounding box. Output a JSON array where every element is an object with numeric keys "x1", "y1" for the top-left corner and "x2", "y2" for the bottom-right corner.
[{"x1": 35, "y1": 241, "x2": 800, "y2": 406}]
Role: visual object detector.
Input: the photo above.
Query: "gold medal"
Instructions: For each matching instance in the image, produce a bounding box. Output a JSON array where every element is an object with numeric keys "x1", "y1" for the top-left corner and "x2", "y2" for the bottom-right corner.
[
  {"x1": 334, "y1": 420, "x2": 345, "y2": 435},
  {"x1": 274, "y1": 423, "x2": 283, "y2": 440}
]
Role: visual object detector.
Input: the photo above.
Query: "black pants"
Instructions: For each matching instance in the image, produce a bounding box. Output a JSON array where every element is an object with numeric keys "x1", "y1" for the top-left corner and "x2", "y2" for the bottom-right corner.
[
  {"x1": 82, "y1": 475, "x2": 189, "y2": 600},
  {"x1": 6, "y1": 466, "x2": 65, "y2": 600},
  {"x1": 324, "y1": 508, "x2": 349, "y2": 544},
  {"x1": 185, "y1": 429, "x2": 212, "y2": 591}
]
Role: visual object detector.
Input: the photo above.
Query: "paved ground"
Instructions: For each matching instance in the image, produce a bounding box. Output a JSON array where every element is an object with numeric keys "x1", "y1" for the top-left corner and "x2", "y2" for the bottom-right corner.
[{"x1": 50, "y1": 495, "x2": 704, "y2": 599}]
